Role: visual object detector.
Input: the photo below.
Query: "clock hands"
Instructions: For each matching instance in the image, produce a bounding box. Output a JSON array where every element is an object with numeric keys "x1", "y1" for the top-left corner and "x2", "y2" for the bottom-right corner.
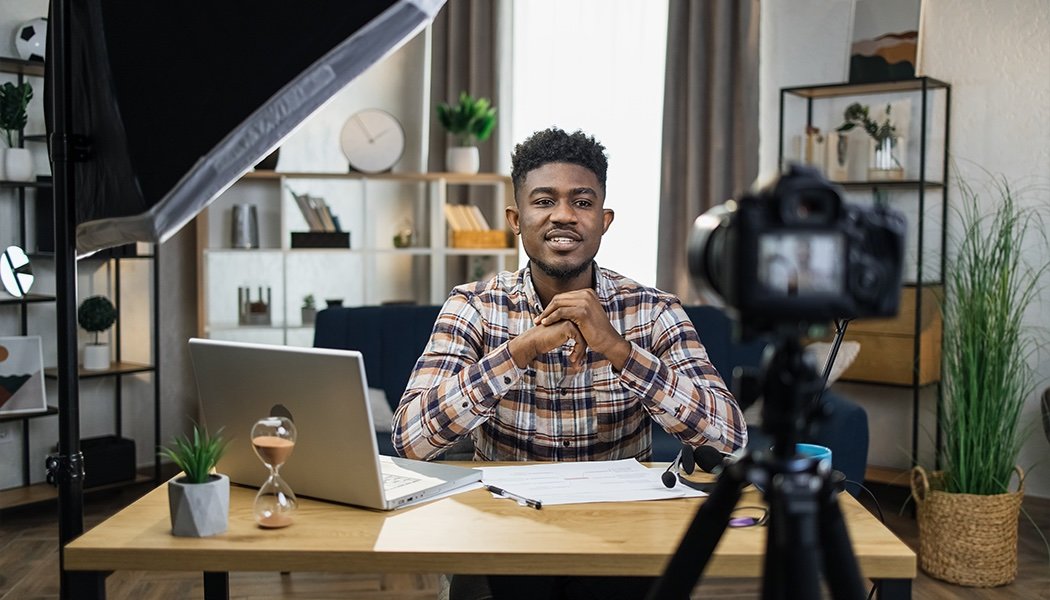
[{"x1": 353, "y1": 115, "x2": 375, "y2": 144}]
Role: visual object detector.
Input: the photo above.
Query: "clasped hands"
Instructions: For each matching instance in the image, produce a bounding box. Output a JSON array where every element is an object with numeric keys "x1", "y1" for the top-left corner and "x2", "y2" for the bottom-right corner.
[{"x1": 508, "y1": 289, "x2": 631, "y2": 371}]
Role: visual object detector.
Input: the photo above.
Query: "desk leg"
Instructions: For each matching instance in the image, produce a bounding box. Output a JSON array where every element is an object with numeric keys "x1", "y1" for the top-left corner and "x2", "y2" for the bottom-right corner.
[
  {"x1": 203, "y1": 572, "x2": 229, "y2": 600},
  {"x1": 875, "y1": 579, "x2": 911, "y2": 600},
  {"x1": 67, "y1": 571, "x2": 107, "y2": 599}
]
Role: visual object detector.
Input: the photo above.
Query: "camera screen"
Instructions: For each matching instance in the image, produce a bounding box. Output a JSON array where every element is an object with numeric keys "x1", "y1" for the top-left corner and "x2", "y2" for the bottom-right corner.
[{"x1": 757, "y1": 232, "x2": 844, "y2": 297}]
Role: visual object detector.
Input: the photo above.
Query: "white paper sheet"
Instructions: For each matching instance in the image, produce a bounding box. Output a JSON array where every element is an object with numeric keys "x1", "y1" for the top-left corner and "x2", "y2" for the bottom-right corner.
[{"x1": 480, "y1": 459, "x2": 707, "y2": 506}]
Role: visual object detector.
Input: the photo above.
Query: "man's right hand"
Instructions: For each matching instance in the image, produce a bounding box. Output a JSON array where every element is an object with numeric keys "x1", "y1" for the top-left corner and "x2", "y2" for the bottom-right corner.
[{"x1": 508, "y1": 320, "x2": 586, "y2": 369}]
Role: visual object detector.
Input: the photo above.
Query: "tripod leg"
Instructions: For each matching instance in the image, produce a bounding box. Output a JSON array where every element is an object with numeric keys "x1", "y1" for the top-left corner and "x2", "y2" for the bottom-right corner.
[
  {"x1": 817, "y1": 484, "x2": 866, "y2": 599},
  {"x1": 645, "y1": 463, "x2": 747, "y2": 600},
  {"x1": 761, "y1": 474, "x2": 823, "y2": 600}
]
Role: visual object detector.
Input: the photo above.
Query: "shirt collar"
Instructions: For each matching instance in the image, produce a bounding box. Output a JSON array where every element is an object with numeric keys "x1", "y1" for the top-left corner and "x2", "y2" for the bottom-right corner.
[{"x1": 520, "y1": 261, "x2": 610, "y2": 313}]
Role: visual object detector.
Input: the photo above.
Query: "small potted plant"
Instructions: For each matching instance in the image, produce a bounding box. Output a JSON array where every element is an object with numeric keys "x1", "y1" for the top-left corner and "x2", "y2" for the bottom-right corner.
[
  {"x1": 159, "y1": 423, "x2": 230, "y2": 537},
  {"x1": 837, "y1": 102, "x2": 903, "y2": 181},
  {"x1": 436, "y1": 91, "x2": 496, "y2": 174},
  {"x1": 0, "y1": 81, "x2": 35, "y2": 181},
  {"x1": 77, "y1": 295, "x2": 117, "y2": 371},
  {"x1": 301, "y1": 294, "x2": 317, "y2": 325}
]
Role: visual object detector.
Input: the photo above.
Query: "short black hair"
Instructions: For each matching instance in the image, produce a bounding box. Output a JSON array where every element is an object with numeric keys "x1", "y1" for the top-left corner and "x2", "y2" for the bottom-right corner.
[{"x1": 510, "y1": 127, "x2": 608, "y2": 196}]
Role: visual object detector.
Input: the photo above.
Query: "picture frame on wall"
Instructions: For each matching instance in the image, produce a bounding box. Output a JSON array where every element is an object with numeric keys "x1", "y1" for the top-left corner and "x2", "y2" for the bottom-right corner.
[
  {"x1": 0, "y1": 336, "x2": 48, "y2": 416},
  {"x1": 847, "y1": 0, "x2": 925, "y2": 84}
]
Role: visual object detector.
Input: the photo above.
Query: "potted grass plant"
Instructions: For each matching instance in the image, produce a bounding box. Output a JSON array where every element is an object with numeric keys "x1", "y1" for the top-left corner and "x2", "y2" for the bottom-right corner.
[
  {"x1": 911, "y1": 173, "x2": 1047, "y2": 587},
  {"x1": 436, "y1": 91, "x2": 496, "y2": 174},
  {"x1": 160, "y1": 424, "x2": 231, "y2": 537},
  {"x1": 0, "y1": 80, "x2": 35, "y2": 181}
]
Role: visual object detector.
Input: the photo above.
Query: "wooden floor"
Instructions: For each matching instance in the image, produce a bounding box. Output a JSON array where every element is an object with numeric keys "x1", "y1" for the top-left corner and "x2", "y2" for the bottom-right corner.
[{"x1": 1, "y1": 481, "x2": 1047, "y2": 599}]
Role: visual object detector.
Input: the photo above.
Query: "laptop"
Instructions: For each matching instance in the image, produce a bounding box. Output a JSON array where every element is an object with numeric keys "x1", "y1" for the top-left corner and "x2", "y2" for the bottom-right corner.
[{"x1": 189, "y1": 338, "x2": 481, "y2": 510}]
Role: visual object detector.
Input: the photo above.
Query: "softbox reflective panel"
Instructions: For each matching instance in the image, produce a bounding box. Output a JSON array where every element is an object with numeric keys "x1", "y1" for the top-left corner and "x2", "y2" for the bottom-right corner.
[{"x1": 52, "y1": 0, "x2": 443, "y2": 255}]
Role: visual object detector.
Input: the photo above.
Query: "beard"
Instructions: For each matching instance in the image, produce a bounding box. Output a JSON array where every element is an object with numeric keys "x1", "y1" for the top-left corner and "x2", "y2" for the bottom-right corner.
[{"x1": 531, "y1": 256, "x2": 593, "y2": 280}]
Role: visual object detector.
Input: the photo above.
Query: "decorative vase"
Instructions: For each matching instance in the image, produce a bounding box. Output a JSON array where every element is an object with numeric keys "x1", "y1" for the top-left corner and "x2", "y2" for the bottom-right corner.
[
  {"x1": 82, "y1": 343, "x2": 110, "y2": 371},
  {"x1": 912, "y1": 466, "x2": 1024, "y2": 587},
  {"x1": 301, "y1": 307, "x2": 316, "y2": 325},
  {"x1": 867, "y1": 136, "x2": 904, "y2": 181},
  {"x1": 168, "y1": 473, "x2": 230, "y2": 537},
  {"x1": 446, "y1": 146, "x2": 480, "y2": 174},
  {"x1": 4, "y1": 148, "x2": 35, "y2": 182}
]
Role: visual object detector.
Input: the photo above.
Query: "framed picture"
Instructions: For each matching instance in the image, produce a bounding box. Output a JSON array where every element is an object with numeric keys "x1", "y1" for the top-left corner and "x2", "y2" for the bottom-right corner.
[
  {"x1": 847, "y1": 0, "x2": 924, "y2": 84},
  {"x1": 0, "y1": 336, "x2": 47, "y2": 416}
]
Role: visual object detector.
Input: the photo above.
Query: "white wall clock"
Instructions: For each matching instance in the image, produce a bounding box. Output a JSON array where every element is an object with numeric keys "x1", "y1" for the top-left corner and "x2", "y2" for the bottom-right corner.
[
  {"x1": 339, "y1": 109, "x2": 405, "y2": 173},
  {"x1": 1, "y1": 246, "x2": 34, "y2": 298}
]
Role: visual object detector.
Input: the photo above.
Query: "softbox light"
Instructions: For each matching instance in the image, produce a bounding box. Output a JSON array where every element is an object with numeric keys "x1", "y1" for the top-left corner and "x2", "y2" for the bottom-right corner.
[{"x1": 52, "y1": 0, "x2": 443, "y2": 255}]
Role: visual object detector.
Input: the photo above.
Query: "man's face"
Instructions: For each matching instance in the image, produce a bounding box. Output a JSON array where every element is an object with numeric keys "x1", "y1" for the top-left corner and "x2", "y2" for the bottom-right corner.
[{"x1": 506, "y1": 162, "x2": 614, "y2": 281}]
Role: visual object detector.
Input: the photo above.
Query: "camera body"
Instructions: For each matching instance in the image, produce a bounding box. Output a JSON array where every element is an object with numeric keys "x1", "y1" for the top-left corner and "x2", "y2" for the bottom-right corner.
[{"x1": 688, "y1": 165, "x2": 906, "y2": 330}]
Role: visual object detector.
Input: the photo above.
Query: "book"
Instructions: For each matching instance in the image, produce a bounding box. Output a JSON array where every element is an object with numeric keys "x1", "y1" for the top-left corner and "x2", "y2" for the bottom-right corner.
[{"x1": 290, "y1": 189, "x2": 324, "y2": 231}]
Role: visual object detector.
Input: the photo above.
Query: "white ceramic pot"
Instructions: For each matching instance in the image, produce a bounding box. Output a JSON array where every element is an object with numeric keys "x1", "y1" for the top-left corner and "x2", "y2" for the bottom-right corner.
[
  {"x1": 168, "y1": 473, "x2": 230, "y2": 537},
  {"x1": 446, "y1": 146, "x2": 480, "y2": 174},
  {"x1": 82, "y1": 343, "x2": 110, "y2": 371},
  {"x1": 4, "y1": 147, "x2": 35, "y2": 182}
]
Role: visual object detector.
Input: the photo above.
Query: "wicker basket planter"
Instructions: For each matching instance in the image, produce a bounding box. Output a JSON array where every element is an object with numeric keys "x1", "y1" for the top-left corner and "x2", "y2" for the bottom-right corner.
[{"x1": 911, "y1": 466, "x2": 1024, "y2": 587}]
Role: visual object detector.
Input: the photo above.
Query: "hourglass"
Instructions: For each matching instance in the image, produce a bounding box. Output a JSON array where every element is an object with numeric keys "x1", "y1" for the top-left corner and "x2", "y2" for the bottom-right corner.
[{"x1": 251, "y1": 416, "x2": 297, "y2": 528}]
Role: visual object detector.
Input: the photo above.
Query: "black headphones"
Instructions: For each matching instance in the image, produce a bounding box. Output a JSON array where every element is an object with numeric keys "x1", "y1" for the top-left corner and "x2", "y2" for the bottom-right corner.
[{"x1": 661, "y1": 445, "x2": 730, "y2": 493}]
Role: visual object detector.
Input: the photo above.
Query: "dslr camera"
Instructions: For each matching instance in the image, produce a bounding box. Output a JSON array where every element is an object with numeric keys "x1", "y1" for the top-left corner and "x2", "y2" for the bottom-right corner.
[{"x1": 688, "y1": 165, "x2": 906, "y2": 332}]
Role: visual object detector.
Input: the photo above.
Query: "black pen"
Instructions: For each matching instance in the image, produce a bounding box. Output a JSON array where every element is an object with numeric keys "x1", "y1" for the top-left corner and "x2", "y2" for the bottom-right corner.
[{"x1": 486, "y1": 485, "x2": 542, "y2": 509}]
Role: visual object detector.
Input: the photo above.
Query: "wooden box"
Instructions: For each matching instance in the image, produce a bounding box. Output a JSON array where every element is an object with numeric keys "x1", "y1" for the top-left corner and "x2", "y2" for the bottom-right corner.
[
  {"x1": 840, "y1": 285, "x2": 943, "y2": 385},
  {"x1": 451, "y1": 230, "x2": 512, "y2": 249}
]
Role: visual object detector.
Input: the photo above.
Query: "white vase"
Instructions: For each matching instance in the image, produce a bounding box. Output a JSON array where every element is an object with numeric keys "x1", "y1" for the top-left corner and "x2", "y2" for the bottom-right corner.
[
  {"x1": 83, "y1": 343, "x2": 111, "y2": 371},
  {"x1": 4, "y1": 147, "x2": 34, "y2": 182},
  {"x1": 446, "y1": 146, "x2": 480, "y2": 174},
  {"x1": 168, "y1": 473, "x2": 230, "y2": 537}
]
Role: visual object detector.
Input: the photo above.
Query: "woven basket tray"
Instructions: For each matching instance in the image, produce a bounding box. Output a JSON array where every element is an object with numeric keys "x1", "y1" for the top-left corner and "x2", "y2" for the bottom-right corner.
[{"x1": 911, "y1": 465, "x2": 1024, "y2": 587}]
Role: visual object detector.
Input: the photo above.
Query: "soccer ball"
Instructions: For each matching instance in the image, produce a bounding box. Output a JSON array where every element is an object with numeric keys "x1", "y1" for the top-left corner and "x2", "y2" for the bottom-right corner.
[{"x1": 15, "y1": 17, "x2": 47, "y2": 62}]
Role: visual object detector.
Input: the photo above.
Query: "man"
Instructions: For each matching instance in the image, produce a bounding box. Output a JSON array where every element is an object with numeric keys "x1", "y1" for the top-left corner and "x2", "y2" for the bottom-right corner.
[
  {"x1": 393, "y1": 127, "x2": 745, "y2": 461},
  {"x1": 393, "y1": 127, "x2": 746, "y2": 599}
]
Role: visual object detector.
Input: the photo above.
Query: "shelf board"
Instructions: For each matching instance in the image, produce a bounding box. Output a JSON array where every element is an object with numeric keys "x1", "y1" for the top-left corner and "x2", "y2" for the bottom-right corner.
[
  {"x1": 865, "y1": 465, "x2": 911, "y2": 487},
  {"x1": 0, "y1": 57, "x2": 45, "y2": 77},
  {"x1": 0, "y1": 405, "x2": 58, "y2": 423},
  {"x1": 0, "y1": 293, "x2": 56, "y2": 305},
  {"x1": 836, "y1": 180, "x2": 945, "y2": 191},
  {"x1": 0, "y1": 179, "x2": 52, "y2": 189},
  {"x1": 44, "y1": 361, "x2": 155, "y2": 379},
  {"x1": 0, "y1": 473, "x2": 153, "y2": 511},
  {"x1": 242, "y1": 170, "x2": 512, "y2": 184},
  {"x1": 783, "y1": 77, "x2": 950, "y2": 99}
]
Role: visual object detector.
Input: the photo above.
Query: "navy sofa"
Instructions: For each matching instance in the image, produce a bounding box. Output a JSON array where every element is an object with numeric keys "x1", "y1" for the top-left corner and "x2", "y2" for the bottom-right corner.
[{"x1": 314, "y1": 305, "x2": 869, "y2": 488}]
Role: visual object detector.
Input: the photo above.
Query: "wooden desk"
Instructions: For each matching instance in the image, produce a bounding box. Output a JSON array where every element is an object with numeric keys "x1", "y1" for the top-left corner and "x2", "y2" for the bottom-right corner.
[{"x1": 65, "y1": 477, "x2": 915, "y2": 599}]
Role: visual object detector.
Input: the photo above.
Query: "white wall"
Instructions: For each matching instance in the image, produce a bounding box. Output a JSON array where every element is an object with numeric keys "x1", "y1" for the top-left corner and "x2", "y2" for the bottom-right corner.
[{"x1": 761, "y1": 0, "x2": 1050, "y2": 498}]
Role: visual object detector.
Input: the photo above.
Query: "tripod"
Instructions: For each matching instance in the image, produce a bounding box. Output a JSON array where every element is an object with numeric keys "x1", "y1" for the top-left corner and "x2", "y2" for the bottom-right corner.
[{"x1": 647, "y1": 334, "x2": 867, "y2": 600}]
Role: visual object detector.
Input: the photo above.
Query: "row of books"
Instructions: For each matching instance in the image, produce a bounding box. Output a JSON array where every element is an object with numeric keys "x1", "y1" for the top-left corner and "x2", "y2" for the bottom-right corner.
[
  {"x1": 289, "y1": 189, "x2": 341, "y2": 232},
  {"x1": 444, "y1": 203, "x2": 493, "y2": 231}
]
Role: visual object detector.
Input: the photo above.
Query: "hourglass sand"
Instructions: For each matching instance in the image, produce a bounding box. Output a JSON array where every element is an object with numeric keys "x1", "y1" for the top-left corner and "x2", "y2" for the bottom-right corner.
[{"x1": 251, "y1": 416, "x2": 298, "y2": 528}]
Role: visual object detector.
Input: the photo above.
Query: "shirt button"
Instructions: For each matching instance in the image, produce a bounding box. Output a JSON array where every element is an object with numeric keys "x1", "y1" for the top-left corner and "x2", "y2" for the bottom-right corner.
[
  {"x1": 560, "y1": 388, "x2": 567, "y2": 396},
  {"x1": 503, "y1": 376, "x2": 511, "y2": 384},
  {"x1": 461, "y1": 402, "x2": 468, "y2": 408},
  {"x1": 563, "y1": 440, "x2": 571, "y2": 446}
]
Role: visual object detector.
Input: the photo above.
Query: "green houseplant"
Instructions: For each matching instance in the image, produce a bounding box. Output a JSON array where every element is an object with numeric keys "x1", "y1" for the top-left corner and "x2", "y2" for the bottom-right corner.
[
  {"x1": 301, "y1": 293, "x2": 317, "y2": 326},
  {"x1": 436, "y1": 91, "x2": 497, "y2": 174},
  {"x1": 912, "y1": 174, "x2": 1047, "y2": 586},
  {"x1": 0, "y1": 81, "x2": 36, "y2": 181},
  {"x1": 77, "y1": 295, "x2": 117, "y2": 370},
  {"x1": 837, "y1": 102, "x2": 902, "y2": 180},
  {"x1": 159, "y1": 423, "x2": 231, "y2": 537}
]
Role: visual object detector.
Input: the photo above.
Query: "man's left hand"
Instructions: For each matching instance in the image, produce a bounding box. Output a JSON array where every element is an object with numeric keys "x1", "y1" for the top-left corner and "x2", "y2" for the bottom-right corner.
[{"x1": 535, "y1": 289, "x2": 632, "y2": 370}]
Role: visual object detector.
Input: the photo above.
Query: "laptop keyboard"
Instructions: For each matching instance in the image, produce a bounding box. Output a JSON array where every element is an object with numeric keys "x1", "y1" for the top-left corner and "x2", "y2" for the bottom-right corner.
[{"x1": 383, "y1": 472, "x2": 420, "y2": 490}]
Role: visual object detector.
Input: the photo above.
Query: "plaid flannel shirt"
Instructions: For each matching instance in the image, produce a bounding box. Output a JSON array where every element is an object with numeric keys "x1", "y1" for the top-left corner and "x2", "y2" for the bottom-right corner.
[{"x1": 392, "y1": 264, "x2": 747, "y2": 461}]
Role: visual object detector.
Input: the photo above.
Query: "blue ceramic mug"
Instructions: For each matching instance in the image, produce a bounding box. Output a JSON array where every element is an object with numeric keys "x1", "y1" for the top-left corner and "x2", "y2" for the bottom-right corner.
[{"x1": 796, "y1": 443, "x2": 832, "y2": 467}]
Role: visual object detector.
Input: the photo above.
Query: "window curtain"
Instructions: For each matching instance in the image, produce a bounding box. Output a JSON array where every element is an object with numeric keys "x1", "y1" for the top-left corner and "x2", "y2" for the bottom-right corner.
[
  {"x1": 427, "y1": 0, "x2": 505, "y2": 178},
  {"x1": 656, "y1": 0, "x2": 760, "y2": 303}
]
